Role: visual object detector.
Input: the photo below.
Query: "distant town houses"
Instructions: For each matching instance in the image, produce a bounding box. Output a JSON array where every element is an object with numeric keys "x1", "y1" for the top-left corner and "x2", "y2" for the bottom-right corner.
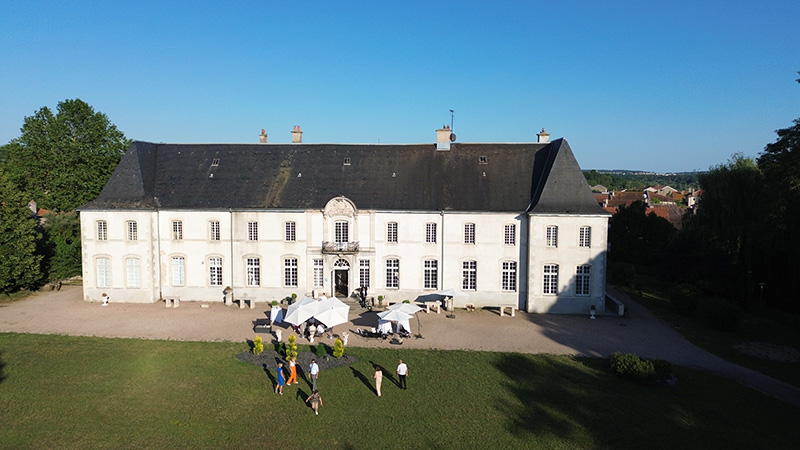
[{"x1": 593, "y1": 186, "x2": 702, "y2": 230}]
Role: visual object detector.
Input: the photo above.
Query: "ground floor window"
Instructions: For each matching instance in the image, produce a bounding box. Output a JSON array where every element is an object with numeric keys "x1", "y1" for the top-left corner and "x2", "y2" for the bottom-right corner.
[
  {"x1": 462, "y1": 260, "x2": 477, "y2": 290},
  {"x1": 209, "y1": 257, "x2": 223, "y2": 286},
  {"x1": 424, "y1": 260, "x2": 438, "y2": 289},
  {"x1": 246, "y1": 258, "x2": 261, "y2": 287},
  {"x1": 501, "y1": 261, "x2": 517, "y2": 292},
  {"x1": 284, "y1": 258, "x2": 298, "y2": 287},
  {"x1": 126, "y1": 258, "x2": 141, "y2": 288},
  {"x1": 96, "y1": 257, "x2": 110, "y2": 288},
  {"x1": 386, "y1": 259, "x2": 399, "y2": 288},
  {"x1": 576, "y1": 265, "x2": 591, "y2": 296},
  {"x1": 313, "y1": 259, "x2": 324, "y2": 288},
  {"x1": 172, "y1": 257, "x2": 185, "y2": 286},
  {"x1": 543, "y1": 264, "x2": 558, "y2": 295},
  {"x1": 359, "y1": 259, "x2": 370, "y2": 288}
]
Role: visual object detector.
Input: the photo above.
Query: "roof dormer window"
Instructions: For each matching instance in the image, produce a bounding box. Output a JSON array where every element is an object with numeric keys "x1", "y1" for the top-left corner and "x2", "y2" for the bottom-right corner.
[
  {"x1": 211, "y1": 158, "x2": 220, "y2": 167},
  {"x1": 479, "y1": 156, "x2": 487, "y2": 164},
  {"x1": 343, "y1": 157, "x2": 351, "y2": 166}
]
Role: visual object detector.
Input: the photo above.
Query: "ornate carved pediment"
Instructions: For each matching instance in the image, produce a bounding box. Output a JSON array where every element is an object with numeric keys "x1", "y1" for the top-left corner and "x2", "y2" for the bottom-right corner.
[{"x1": 323, "y1": 196, "x2": 357, "y2": 218}]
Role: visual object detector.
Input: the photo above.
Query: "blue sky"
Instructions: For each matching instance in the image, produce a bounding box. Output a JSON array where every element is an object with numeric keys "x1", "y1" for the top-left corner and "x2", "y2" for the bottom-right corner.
[{"x1": 2, "y1": 0, "x2": 798, "y2": 173}]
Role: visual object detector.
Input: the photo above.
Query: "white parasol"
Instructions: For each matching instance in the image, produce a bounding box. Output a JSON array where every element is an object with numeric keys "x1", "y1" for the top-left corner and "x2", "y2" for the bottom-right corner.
[
  {"x1": 283, "y1": 296, "x2": 318, "y2": 326},
  {"x1": 312, "y1": 297, "x2": 350, "y2": 328}
]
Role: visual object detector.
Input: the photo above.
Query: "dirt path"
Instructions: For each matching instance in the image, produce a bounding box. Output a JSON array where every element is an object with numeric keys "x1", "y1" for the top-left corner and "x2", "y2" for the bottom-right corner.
[{"x1": 1, "y1": 285, "x2": 798, "y2": 408}]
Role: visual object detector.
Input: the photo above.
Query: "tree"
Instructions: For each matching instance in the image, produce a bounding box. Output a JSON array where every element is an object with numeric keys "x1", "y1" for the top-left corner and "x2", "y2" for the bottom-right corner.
[
  {"x1": 40, "y1": 211, "x2": 82, "y2": 281},
  {"x1": 1, "y1": 99, "x2": 130, "y2": 212},
  {"x1": 608, "y1": 200, "x2": 675, "y2": 264},
  {"x1": 0, "y1": 169, "x2": 42, "y2": 294}
]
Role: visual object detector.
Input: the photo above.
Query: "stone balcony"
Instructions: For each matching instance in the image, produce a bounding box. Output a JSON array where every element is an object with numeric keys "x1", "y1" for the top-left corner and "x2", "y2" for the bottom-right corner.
[{"x1": 321, "y1": 241, "x2": 360, "y2": 254}]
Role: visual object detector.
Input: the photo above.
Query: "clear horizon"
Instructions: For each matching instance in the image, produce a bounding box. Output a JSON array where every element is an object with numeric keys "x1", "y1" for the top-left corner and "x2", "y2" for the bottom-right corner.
[{"x1": 2, "y1": 0, "x2": 798, "y2": 173}]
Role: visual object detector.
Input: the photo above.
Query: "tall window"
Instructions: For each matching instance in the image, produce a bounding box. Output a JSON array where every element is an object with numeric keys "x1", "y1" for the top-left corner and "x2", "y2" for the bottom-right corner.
[
  {"x1": 425, "y1": 223, "x2": 436, "y2": 243},
  {"x1": 126, "y1": 258, "x2": 141, "y2": 288},
  {"x1": 172, "y1": 220, "x2": 183, "y2": 240},
  {"x1": 462, "y1": 261, "x2": 477, "y2": 290},
  {"x1": 97, "y1": 221, "x2": 107, "y2": 241},
  {"x1": 386, "y1": 259, "x2": 399, "y2": 288},
  {"x1": 504, "y1": 224, "x2": 516, "y2": 245},
  {"x1": 387, "y1": 222, "x2": 398, "y2": 243},
  {"x1": 246, "y1": 258, "x2": 261, "y2": 286},
  {"x1": 127, "y1": 221, "x2": 138, "y2": 241},
  {"x1": 172, "y1": 256, "x2": 185, "y2": 286},
  {"x1": 546, "y1": 225, "x2": 558, "y2": 247},
  {"x1": 248, "y1": 222, "x2": 258, "y2": 241},
  {"x1": 579, "y1": 226, "x2": 591, "y2": 248},
  {"x1": 335, "y1": 221, "x2": 349, "y2": 249},
  {"x1": 464, "y1": 223, "x2": 475, "y2": 244},
  {"x1": 424, "y1": 260, "x2": 438, "y2": 290},
  {"x1": 359, "y1": 259, "x2": 370, "y2": 288},
  {"x1": 543, "y1": 264, "x2": 559, "y2": 295},
  {"x1": 210, "y1": 221, "x2": 220, "y2": 241},
  {"x1": 284, "y1": 258, "x2": 298, "y2": 287},
  {"x1": 209, "y1": 257, "x2": 223, "y2": 286},
  {"x1": 502, "y1": 261, "x2": 517, "y2": 292},
  {"x1": 96, "y1": 257, "x2": 110, "y2": 288},
  {"x1": 576, "y1": 265, "x2": 591, "y2": 296},
  {"x1": 285, "y1": 221, "x2": 296, "y2": 242},
  {"x1": 313, "y1": 259, "x2": 324, "y2": 288}
]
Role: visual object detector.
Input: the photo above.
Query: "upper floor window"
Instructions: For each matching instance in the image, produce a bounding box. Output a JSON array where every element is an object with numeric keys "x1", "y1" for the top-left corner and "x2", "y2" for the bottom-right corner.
[
  {"x1": 335, "y1": 221, "x2": 349, "y2": 245},
  {"x1": 172, "y1": 220, "x2": 183, "y2": 240},
  {"x1": 546, "y1": 225, "x2": 558, "y2": 248},
  {"x1": 285, "y1": 221, "x2": 296, "y2": 242},
  {"x1": 502, "y1": 261, "x2": 517, "y2": 292},
  {"x1": 126, "y1": 221, "x2": 138, "y2": 241},
  {"x1": 97, "y1": 221, "x2": 107, "y2": 241},
  {"x1": 248, "y1": 221, "x2": 258, "y2": 241},
  {"x1": 386, "y1": 259, "x2": 399, "y2": 288},
  {"x1": 543, "y1": 264, "x2": 559, "y2": 295},
  {"x1": 209, "y1": 257, "x2": 223, "y2": 286},
  {"x1": 462, "y1": 260, "x2": 477, "y2": 290},
  {"x1": 425, "y1": 223, "x2": 436, "y2": 243},
  {"x1": 424, "y1": 260, "x2": 438, "y2": 290},
  {"x1": 172, "y1": 256, "x2": 185, "y2": 287},
  {"x1": 126, "y1": 258, "x2": 141, "y2": 288},
  {"x1": 246, "y1": 258, "x2": 261, "y2": 287},
  {"x1": 579, "y1": 226, "x2": 591, "y2": 248},
  {"x1": 464, "y1": 223, "x2": 475, "y2": 244},
  {"x1": 504, "y1": 224, "x2": 516, "y2": 245},
  {"x1": 210, "y1": 221, "x2": 220, "y2": 241},
  {"x1": 284, "y1": 258, "x2": 298, "y2": 287},
  {"x1": 387, "y1": 222, "x2": 398, "y2": 243},
  {"x1": 576, "y1": 265, "x2": 591, "y2": 296}
]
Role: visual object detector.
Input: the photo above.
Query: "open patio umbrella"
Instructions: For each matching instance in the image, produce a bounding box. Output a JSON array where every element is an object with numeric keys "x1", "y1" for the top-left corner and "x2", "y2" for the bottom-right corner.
[
  {"x1": 387, "y1": 302, "x2": 423, "y2": 315},
  {"x1": 312, "y1": 297, "x2": 350, "y2": 328},
  {"x1": 377, "y1": 308, "x2": 413, "y2": 322},
  {"x1": 438, "y1": 288, "x2": 468, "y2": 298},
  {"x1": 283, "y1": 296, "x2": 318, "y2": 326}
]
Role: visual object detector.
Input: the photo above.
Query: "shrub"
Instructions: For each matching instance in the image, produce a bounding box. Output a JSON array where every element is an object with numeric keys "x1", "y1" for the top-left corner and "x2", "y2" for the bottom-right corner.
[
  {"x1": 315, "y1": 344, "x2": 326, "y2": 358},
  {"x1": 651, "y1": 359, "x2": 673, "y2": 383},
  {"x1": 697, "y1": 296, "x2": 742, "y2": 332},
  {"x1": 271, "y1": 300, "x2": 278, "y2": 307},
  {"x1": 609, "y1": 352, "x2": 655, "y2": 383},
  {"x1": 252, "y1": 336, "x2": 264, "y2": 355},
  {"x1": 333, "y1": 338, "x2": 344, "y2": 358},
  {"x1": 287, "y1": 335, "x2": 298, "y2": 360}
]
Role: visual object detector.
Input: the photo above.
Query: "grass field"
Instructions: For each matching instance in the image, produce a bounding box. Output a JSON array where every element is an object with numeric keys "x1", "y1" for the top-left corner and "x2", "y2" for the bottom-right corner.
[{"x1": 1, "y1": 333, "x2": 798, "y2": 449}]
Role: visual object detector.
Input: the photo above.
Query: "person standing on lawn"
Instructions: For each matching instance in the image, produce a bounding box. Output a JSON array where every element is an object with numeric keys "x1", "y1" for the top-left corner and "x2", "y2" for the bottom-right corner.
[
  {"x1": 373, "y1": 365, "x2": 383, "y2": 397},
  {"x1": 309, "y1": 359, "x2": 320, "y2": 391},
  {"x1": 397, "y1": 359, "x2": 408, "y2": 390},
  {"x1": 305, "y1": 389, "x2": 323, "y2": 415},
  {"x1": 275, "y1": 362, "x2": 285, "y2": 395},
  {"x1": 287, "y1": 357, "x2": 298, "y2": 385}
]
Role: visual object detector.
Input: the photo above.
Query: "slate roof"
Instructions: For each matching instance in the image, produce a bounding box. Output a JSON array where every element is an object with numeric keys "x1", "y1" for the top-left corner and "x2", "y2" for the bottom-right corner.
[{"x1": 81, "y1": 138, "x2": 608, "y2": 215}]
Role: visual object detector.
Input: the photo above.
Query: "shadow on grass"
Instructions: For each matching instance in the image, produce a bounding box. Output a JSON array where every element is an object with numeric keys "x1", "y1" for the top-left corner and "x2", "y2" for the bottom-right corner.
[
  {"x1": 350, "y1": 367, "x2": 376, "y2": 395},
  {"x1": 0, "y1": 350, "x2": 5, "y2": 384},
  {"x1": 262, "y1": 363, "x2": 276, "y2": 390}
]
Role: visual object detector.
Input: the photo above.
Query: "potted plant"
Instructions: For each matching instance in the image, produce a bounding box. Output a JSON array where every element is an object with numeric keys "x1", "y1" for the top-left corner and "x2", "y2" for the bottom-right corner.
[
  {"x1": 590, "y1": 305, "x2": 597, "y2": 319},
  {"x1": 290, "y1": 293, "x2": 297, "y2": 305},
  {"x1": 378, "y1": 295, "x2": 384, "y2": 308},
  {"x1": 271, "y1": 300, "x2": 279, "y2": 307}
]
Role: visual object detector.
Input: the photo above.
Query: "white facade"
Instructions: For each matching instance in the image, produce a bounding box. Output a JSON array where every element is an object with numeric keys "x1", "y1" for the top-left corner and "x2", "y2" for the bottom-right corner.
[{"x1": 81, "y1": 197, "x2": 608, "y2": 313}]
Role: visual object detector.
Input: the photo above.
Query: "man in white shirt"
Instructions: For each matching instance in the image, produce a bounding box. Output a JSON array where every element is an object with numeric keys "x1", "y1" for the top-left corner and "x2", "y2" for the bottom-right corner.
[
  {"x1": 309, "y1": 359, "x2": 320, "y2": 391},
  {"x1": 396, "y1": 359, "x2": 408, "y2": 390}
]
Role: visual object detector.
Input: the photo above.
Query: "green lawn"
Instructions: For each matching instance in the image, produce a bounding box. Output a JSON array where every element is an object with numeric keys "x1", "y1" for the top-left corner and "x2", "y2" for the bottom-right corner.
[{"x1": 1, "y1": 333, "x2": 798, "y2": 449}]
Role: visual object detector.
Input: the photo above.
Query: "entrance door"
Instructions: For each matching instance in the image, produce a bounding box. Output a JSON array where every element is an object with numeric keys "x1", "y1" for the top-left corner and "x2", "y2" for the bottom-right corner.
[{"x1": 334, "y1": 270, "x2": 349, "y2": 297}]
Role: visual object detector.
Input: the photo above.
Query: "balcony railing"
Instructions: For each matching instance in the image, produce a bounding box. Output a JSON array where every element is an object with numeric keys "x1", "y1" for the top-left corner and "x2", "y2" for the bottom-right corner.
[{"x1": 321, "y1": 241, "x2": 360, "y2": 254}]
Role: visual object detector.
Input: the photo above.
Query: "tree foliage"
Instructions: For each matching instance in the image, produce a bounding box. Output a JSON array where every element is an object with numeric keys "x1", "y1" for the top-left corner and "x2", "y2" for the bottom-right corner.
[
  {"x1": 0, "y1": 169, "x2": 42, "y2": 294},
  {"x1": 1, "y1": 99, "x2": 130, "y2": 212},
  {"x1": 40, "y1": 211, "x2": 82, "y2": 281},
  {"x1": 608, "y1": 200, "x2": 675, "y2": 264}
]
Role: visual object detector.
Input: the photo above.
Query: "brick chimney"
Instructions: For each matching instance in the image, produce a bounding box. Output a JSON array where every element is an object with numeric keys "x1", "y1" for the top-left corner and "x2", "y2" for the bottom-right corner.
[
  {"x1": 537, "y1": 128, "x2": 550, "y2": 143},
  {"x1": 436, "y1": 125, "x2": 451, "y2": 150},
  {"x1": 291, "y1": 125, "x2": 303, "y2": 144},
  {"x1": 259, "y1": 129, "x2": 267, "y2": 143}
]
